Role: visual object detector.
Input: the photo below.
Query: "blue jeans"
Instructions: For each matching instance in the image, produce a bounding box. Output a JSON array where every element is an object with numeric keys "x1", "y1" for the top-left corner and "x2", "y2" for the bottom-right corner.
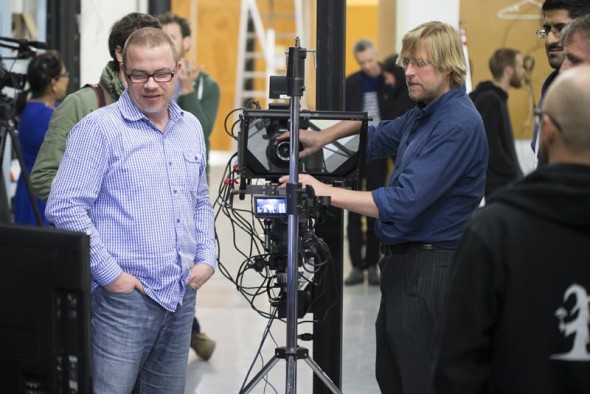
[{"x1": 91, "y1": 286, "x2": 196, "y2": 393}]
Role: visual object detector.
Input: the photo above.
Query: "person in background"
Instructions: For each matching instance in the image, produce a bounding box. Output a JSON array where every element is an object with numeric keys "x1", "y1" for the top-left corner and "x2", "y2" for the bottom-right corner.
[
  {"x1": 530, "y1": 0, "x2": 590, "y2": 167},
  {"x1": 30, "y1": 12, "x2": 161, "y2": 200},
  {"x1": 46, "y1": 27, "x2": 217, "y2": 393},
  {"x1": 158, "y1": 11, "x2": 220, "y2": 361},
  {"x1": 560, "y1": 13, "x2": 590, "y2": 71},
  {"x1": 279, "y1": 21, "x2": 487, "y2": 393},
  {"x1": 13, "y1": 51, "x2": 68, "y2": 225},
  {"x1": 158, "y1": 12, "x2": 220, "y2": 173},
  {"x1": 381, "y1": 53, "x2": 415, "y2": 120},
  {"x1": 344, "y1": 39, "x2": 395, "y2": 286},
  {"x1": 436, "y1": 64, "x2": 590, "y2": 394},
  {"x1": 470, "y1": 48, "x2": 525, "y2": 199}
]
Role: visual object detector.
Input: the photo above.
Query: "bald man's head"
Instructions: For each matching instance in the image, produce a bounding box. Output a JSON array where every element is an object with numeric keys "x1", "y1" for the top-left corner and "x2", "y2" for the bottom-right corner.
[{"x1": 542, "y1": 64, "x2": 590, "y2": 159}]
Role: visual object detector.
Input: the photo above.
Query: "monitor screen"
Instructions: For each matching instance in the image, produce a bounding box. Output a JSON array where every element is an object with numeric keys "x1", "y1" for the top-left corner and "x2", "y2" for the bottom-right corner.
[
  {"x1": 254, "y1": 196, "x2": 287, "y2": 217},
  {"x1": 238, "y1": 109, "x2": 368, "y2": 186},
  {"x1": 0, "y1": 224, "x2": 92, "y2": 393}
]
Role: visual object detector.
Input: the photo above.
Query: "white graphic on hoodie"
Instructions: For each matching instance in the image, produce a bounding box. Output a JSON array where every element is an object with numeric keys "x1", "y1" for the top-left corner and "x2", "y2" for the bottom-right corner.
[{"x1": 551, "y1": 284, "x2": 590, "y2": 361}]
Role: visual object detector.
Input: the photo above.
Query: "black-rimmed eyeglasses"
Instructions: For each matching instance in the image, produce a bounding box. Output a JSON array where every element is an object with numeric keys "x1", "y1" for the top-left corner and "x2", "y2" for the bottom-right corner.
[{"x1": 125, "y1": 67, "x2": 177, "y2": 83}]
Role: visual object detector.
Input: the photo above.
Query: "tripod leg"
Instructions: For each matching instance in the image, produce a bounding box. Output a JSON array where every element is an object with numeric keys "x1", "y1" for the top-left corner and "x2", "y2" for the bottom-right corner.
[
  {"x1": 303, "y1": 357, "x2": 343, "y2": 394},
  {"x1": 240, "y1": 355, "x2": 281, "y2": 394}
]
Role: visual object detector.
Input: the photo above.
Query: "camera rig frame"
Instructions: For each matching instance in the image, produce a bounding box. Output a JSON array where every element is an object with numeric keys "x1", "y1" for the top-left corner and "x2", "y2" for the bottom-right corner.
[{"x1": 237, "y1": 108, "x2": 369, "y2": 194}]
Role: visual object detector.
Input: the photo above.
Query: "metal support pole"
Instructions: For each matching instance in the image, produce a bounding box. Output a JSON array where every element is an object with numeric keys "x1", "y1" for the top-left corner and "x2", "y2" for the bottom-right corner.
[
  {"x1": 46, "y1": 0, "x2": 80, "y2": 91},
  {"x1": 314, "y1": 1, "x2": 346, "y2": 393},
  {"x1": 285, "y1": 37, "x2": 306, "y2": 394},
  {"x1": 148, "y1": 0, "x2": 171, "y2": 16}
]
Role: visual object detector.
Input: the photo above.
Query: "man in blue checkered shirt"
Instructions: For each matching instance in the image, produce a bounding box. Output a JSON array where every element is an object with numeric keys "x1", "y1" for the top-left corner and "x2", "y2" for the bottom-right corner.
[{"x1": 46, "y1": 27, "x2": 216, "y2": 393}]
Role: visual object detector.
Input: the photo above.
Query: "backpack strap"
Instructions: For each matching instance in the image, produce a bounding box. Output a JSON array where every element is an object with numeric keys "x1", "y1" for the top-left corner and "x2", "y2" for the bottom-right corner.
[{"x1": 83, "y1": 83, "x2": 107, "y2": 108}]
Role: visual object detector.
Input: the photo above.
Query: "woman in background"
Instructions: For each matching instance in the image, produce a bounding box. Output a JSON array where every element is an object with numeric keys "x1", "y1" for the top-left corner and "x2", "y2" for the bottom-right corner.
[{"x1": 14, "y1": 51, "x2": 68, "y2": 225}]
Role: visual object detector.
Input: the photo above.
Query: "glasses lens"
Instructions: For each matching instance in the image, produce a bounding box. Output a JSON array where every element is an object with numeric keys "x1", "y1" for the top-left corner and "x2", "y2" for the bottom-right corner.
[
  {"x1": 129, "y1": 74, "x2": 148, "y2": 83},
  {"x1": 153, "y1": 72, "x2": 173, "y2": 82},
  {"x1": 536, "y1": 29, "x2": 547, "y2": 39}
]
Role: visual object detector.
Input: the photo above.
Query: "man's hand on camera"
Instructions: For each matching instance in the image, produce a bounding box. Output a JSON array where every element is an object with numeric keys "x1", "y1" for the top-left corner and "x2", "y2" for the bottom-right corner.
[
  {"x1": 275, "y1": 129, "x2": 325, "y2": 158},
  {"x1": 278, "y1": 173, "x2": 332, "y2": 197}
]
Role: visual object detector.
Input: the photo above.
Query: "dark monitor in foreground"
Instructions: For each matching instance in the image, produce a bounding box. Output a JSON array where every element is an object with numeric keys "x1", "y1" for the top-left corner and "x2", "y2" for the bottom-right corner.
[{"x1": 0, "y1": 224, "x2": 92, "y2": 393}]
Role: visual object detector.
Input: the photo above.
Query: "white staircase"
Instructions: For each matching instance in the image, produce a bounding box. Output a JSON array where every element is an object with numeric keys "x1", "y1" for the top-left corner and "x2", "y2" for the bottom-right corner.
[{"x1": 234, "y1": 0, "x2": 308, "y2": 109}]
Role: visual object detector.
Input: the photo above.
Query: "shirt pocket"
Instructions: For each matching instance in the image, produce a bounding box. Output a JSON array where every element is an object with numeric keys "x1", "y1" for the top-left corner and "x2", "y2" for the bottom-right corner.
[{"x1": 183, "y1": 151, "x2": 203, "y2": 191}]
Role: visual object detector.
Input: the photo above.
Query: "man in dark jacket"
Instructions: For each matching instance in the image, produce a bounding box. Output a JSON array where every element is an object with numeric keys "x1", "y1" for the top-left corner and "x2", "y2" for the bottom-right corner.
[
  {"x1": 344, "y1": 39, "x2": 396, "y2": 286},
  {"x1": 530, "y1": 0, "x2": 590, "y2": 167},
  {"x1": 436, "y1": 65, "x2": 590, "y2": 394},
  {"x1": 470, "y1": 48, "x2": 525, "y2": 199}
]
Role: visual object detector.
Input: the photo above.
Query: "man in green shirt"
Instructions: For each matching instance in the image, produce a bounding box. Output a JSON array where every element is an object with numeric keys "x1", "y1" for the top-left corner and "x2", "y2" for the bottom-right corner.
[{"x1": 31, "y1": 13, "x2": 161, "y2": 200}]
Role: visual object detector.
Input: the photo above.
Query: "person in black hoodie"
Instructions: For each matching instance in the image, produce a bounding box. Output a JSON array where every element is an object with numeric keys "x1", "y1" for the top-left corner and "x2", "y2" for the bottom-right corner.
[
  {"x1": 470, "y1": 48, "x2": 525, "y2": 200},
  {"x1": 435, "y1": 64, "x2": 590, "y2": 394}
]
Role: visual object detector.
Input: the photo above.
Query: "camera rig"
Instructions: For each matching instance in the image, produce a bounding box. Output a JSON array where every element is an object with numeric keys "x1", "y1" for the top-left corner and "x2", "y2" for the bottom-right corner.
[
  {"x1": 214, "y1": 38, "x2": 368, "y2": 394},
  {"x1": 237, "y1": 108, "x2": 369, "y2": 192},
  {"x1": 223, "y1": 107, "x2": 368, "y2": 316}
]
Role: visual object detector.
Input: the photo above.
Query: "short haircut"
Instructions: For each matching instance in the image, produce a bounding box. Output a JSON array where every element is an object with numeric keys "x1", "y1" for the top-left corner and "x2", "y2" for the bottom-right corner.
[
  {"x1": 488, "y1": 48, "x2": 521, "y2": 80},
  {"x1": 542, "y1": 0, "x2": 590, "y2": 19},
  {"x1": 561, "y1": 13, "x2": 590, "y2": 48},
  {"x1": 27, "y1": 51, "x2": 63, "y2": 97},
  {"x1": 122, "y1": 27, "x2": 179, "y2": 65},
  {"x1": 157, "y1": 12, "x2": 192, "y2": 38},
  {"x1": 353, "y1": 39, "x2": 375, "y2": 54},
  {"x1": 543, "y1": 65, "x2": 590, "y2": 153},
  {"x1": 108, "y1": 13, "x2": 161, "y2": 69},
  {"x1": 398, "y1": 21, "x2": 467, "y2": 87}
]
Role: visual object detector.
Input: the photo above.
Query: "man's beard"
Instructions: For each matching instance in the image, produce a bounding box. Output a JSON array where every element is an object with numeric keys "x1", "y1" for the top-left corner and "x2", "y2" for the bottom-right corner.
[{"x1": 509, "y1": 74, "x2": 523, "y2": 89}]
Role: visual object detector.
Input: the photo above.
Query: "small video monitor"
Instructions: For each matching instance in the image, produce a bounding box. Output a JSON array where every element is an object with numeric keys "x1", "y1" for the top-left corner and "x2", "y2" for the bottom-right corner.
[{"x1": 254, "y1": 196, "x2": 287, "y2": 218}]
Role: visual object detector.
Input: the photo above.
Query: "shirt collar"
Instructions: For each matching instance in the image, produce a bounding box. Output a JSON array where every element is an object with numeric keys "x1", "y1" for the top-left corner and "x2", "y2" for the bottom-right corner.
[{"x1": 416, "y1": 86, "x2": 465, "y2": 117}]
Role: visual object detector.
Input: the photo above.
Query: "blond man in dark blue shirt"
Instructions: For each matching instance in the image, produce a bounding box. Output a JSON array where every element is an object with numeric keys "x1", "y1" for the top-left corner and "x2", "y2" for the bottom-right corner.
[{"x1": 279, "y1": 21, "x2": 487, "y2": 393}]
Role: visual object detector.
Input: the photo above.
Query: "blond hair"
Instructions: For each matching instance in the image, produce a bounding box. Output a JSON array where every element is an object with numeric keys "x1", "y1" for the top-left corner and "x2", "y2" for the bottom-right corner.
[{"x1": 398, "y1": 21, "x2": 467, "y2": 87}]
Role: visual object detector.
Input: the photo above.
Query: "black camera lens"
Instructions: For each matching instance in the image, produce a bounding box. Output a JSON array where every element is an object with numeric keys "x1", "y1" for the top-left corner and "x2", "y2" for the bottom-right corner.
[
  {"x1": 275, "y1": 141, "x2": 290, "y2": 161},
  {"x1": 267, "y1": 139, "x2": 290, "y2": 168}
]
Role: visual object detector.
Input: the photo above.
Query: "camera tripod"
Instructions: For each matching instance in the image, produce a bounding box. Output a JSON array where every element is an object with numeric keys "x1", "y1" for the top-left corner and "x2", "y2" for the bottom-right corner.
[
  {"x1": 241, "y1": 346, "x2": 341, "y2": 393},
  {"x1": 240, "y1": 39, "x2": 343, "y2": 394},
  {"x1": 0, "y1": 111, "x2": 43, "y2": 225}
]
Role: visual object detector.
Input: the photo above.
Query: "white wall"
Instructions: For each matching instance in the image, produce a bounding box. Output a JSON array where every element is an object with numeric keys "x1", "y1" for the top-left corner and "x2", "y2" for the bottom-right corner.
[
  {"x1": 395, "y1": 0, "x2": 460, "y2": 52},
  {"x1": 79, "y1": 0, "x2": 147, "y2": 86}
]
